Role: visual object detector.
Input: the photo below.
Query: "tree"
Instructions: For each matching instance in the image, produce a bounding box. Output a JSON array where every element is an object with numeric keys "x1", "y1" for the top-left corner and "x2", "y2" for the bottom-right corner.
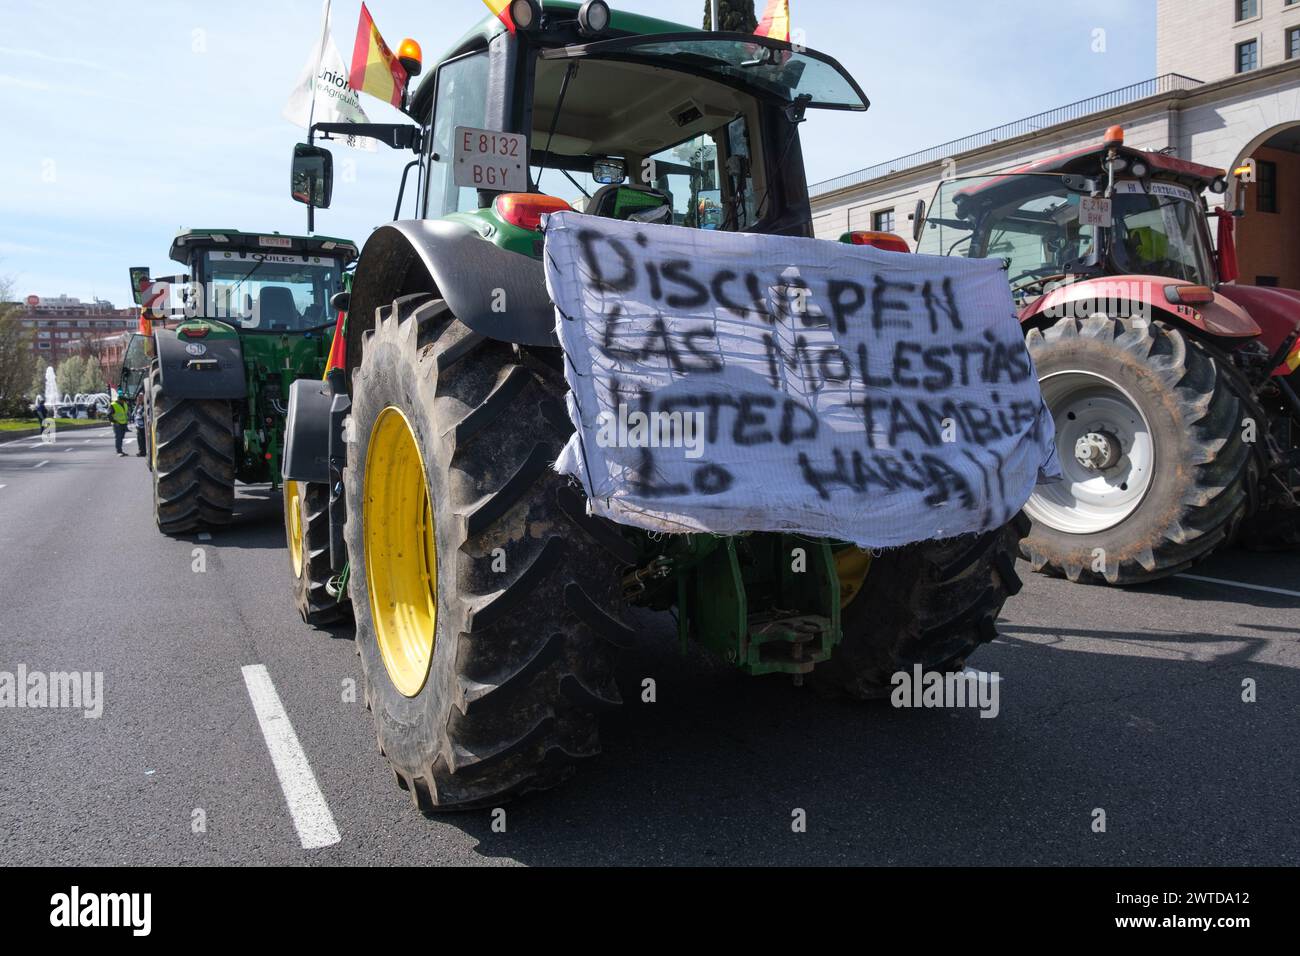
[
  {"x1": 0, "y1": 275, "x2": 38, "y2": 416},
  {"x1": 703, "y1": 0, "x2": 758, "y2": 32},
  {"x1": 75, "y1": 336, "x2": 114, "y2": 393},
  {"x1": 55, "y1": 355, "x2": 90, "y2": 399}
]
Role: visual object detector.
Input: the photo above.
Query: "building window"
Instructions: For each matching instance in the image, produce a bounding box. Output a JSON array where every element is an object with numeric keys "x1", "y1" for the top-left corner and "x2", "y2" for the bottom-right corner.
[
  {"x1": 1288, "y1": 26, "x2": 1300, "y2": 60},
  {"x1": 1236, "y1": 39, "x2": 1258, "y2": 73},
  {"x1": 873, "y1": 208, "x2": 896, "y2": 233},
  {"x1": 1257, "y1": 160, "x2": 1278, "y2": 213},
  {"x1": 1236, "y1": 0, "x2": 1257, "y2": 20},
  {"x1": 38, "y1": 342, "x2": 50, "y2": 350}
]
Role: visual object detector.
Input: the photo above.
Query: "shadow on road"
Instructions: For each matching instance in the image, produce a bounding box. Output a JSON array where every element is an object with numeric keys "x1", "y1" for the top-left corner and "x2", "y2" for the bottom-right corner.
[{"x1": 394, "y1": 606, "x2": 1299, "y2": 867}]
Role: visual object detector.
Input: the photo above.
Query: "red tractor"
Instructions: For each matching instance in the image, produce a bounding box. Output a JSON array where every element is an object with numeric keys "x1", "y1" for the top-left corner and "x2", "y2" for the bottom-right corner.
[{"x1": 918, "y1": 126, "x2": 1300, "y2": 585}]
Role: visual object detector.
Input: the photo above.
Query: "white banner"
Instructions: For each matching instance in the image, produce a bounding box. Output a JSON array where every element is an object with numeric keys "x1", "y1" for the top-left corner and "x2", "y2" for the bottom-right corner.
[
  {"x1": 281, "y1": 0, "x2": 377, "y2": 152},
  {"x1": 544, "y1": 212, "x2": 1060, "y2": 548}
]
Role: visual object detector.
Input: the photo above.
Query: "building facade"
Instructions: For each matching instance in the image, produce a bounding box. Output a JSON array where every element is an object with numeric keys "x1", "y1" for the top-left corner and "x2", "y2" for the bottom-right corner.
[
  {"x1": 810, "y1": 1, "x2": 1300, "y2": 289},
  {"x1": 18, "y1": 295, "x2": 136, "y2": 373}
]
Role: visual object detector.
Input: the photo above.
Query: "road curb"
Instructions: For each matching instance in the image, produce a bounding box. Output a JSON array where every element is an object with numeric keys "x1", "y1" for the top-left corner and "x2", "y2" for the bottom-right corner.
[{"x1": 0, "y1": 422, "x2": 111, "y2": 444}]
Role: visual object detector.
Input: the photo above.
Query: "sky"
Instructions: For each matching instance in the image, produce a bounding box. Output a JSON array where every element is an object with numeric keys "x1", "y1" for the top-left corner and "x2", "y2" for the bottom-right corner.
[{"x1": 0, "y1": 0, "x2": 1155, "y2": 304}]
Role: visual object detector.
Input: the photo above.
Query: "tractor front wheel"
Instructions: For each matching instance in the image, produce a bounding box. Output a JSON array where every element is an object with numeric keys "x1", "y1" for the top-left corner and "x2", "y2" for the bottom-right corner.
[
  {"x1": 284, "y1": 479, "x2": 349, "y2": 625},
  {"x1": 814, "y1": 517, "x2": 1029, "y2": 698}
]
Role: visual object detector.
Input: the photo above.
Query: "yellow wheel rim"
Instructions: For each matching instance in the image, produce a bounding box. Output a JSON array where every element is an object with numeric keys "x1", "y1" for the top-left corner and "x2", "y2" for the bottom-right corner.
[
  {"x1": 363, "y1": 406, "x2": 437, "y2": 697},
  {"x1": 286, "y1": 480, "x2": 305, "y2": 579},
  {"x1": 835, "y1": 548, "x2": 873, "y2": 608}
]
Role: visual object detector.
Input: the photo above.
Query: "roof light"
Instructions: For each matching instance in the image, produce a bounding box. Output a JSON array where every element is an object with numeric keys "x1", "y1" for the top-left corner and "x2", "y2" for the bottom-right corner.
[
  {"x1": 1104, "y1": 125, "x2": 1125, "y2": 147},
  {"x1": 839, "y1": 231, "x2": 911, "y2": 254},
  {"x1": 1130, "y1": 161, "x2": 1149, "y2": 178},
  {"x1": 510, "y1": 0, "x2": 541, "y2": 31},
  {"x1": 578, "y1": 1, "x2": 611, "y2": 36},
  {"x1": 1165, "y1": 284, "x2": 1214, "y2": 305},
  {"x1": 495, "y1": 193, "x2": 571, "y2": 232},
  {"x1": 398, "y1": 38, "x2": 422, "y2": 77},
  {"x1": 179, "y1": 325, "x2": 210, "y2": 338}
]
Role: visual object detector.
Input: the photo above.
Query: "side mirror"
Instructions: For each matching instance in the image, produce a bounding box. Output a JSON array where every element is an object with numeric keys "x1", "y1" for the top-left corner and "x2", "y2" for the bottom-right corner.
[
  {"x1": 912, "y1": 199, "x2": 926, "y2": 242},
  {"x1": 291, "y1": 143, "x2": 333, "y2": 209},
  {"x1": 329, "y1": 291, "x2": 351, "y2": 312},
  {"x1": 128, "y1": 266, "x2": 152, "y2": 306}
]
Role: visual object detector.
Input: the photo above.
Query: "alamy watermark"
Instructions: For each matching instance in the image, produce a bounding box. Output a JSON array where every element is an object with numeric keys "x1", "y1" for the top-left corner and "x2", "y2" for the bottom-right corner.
[
  {"x1": 891, "y1": 664, "x2": 1000, "y2": 718},
  {"x1": 596, "y1": 403, "x2": 706, "y2": 459},
  {"x1": 50, "y1": 886, "x2": 150, "y2": 936},
  {"x1": 0, "y1": 665, "x2": 103, "y2": 718}
]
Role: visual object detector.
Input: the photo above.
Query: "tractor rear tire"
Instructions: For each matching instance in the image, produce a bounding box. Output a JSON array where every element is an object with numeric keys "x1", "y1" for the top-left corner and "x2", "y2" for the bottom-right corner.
[
  {"x1": 1021, "y1": 315, "x2": 1251, "y2": 584},
  {"x1": 814, "y1": 517, "x2": 1029, "y2": 698},
  {"x1": 344, "y1": 294, "x2": 628, "y2": 811},
  {"x1": 149, "y1": 367, "x2": 236, "y2": 535},
  {"x1": 285, "y1": 479, "x2": 350, "y2": 625}
]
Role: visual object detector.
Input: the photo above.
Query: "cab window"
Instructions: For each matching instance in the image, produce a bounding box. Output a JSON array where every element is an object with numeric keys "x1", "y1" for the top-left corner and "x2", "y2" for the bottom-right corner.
[{"x1": 424, "y1": 51, "x2": 491, "y2": 218}]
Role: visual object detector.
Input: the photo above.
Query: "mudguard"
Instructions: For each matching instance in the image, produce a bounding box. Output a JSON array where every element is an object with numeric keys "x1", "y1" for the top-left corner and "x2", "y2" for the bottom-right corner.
[
  {"x1": 1216, "y1": 285, "x2": 1300, "y2": 369},
  {"x1": 154, "y1": 329, "x2": 247, "y2": 400},
  {"x1": 282, "y1": 379, "x2": 332, "y2": 484},
  {"x1": 346, "y1": 220, "x2": 557, "y2": 364},
  {"x1": 1022, "y1": 275, "x2": 1261, "y2": 340}
]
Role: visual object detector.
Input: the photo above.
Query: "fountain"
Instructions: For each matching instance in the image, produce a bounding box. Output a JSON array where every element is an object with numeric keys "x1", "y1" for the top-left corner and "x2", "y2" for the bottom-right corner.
[{"x1": 43, "y1": 367, "x2": 59, "y2": 411}]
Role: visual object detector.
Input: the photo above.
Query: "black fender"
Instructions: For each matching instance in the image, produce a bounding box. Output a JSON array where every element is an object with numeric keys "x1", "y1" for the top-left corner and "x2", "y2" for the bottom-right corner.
[
  {"x1": 154, "y1": 329, "x2": 246, "y2": 400},
  {"x1": 345, "y1": 220, "x2": 557, "y2": 371},
  {"x1": 283, "y1": 379, "x2": 332, "y2": 484},
  {"x1": 282, "y1": 373, "x2": 351, "y2": 571}
]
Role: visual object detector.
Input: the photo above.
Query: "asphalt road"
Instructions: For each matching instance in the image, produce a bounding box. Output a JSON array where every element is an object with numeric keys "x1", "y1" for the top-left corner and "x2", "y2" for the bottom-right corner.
[{"x1": 1, "y1": 425, "x2": 1296, "y2": 866}]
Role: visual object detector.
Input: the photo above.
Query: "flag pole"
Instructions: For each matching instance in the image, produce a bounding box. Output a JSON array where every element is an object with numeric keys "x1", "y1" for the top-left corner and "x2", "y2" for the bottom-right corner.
[
  {"x1": 307, "y1": 0, "x2": 333, "y2": 234},
  {"x1": 710, "y1": 0, "x2": 719, "y2": 30},
  {"x1": 308, "y1": 0, "x2": 333, "y2": 137}
]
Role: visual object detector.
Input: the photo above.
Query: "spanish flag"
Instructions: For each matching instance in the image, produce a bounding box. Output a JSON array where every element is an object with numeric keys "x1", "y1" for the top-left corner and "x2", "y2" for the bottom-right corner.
[
  {"x1": 755, "y1": 0, "x2": 790, "y2": 42},
  {"x1": 1285, "y1": 338, "x2": 1300, "y2": 375},
  {"x1": 481, "y1": 0, "x2": 517, "y2": 34},
  {"x1": 350, "y1": 3, "x2": 408, "y2": 108}
]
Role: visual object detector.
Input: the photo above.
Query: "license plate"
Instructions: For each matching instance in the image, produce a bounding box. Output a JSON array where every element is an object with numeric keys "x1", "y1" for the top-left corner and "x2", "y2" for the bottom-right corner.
[
  {"x1": 453, "y1": 126, "x2": 528, "y2": 193},
  {"x1": 1080, "y1": 196, "x2": 1113, "y2": 227}
]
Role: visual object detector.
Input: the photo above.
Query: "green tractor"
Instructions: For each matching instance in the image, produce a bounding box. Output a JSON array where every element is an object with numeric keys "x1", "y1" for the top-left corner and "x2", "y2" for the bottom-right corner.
[
  {"x1": 121, "y1": 230, "x2": 358, "y2": 619},
  {"x1": 281, "y1": 0, "x2": 1035, "y2": 810}
]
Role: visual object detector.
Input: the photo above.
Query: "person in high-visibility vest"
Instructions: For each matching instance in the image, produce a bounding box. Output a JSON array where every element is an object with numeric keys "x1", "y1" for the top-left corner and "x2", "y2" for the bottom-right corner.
[{"x1": 109, "y1": 393, "x2": 130, "y2": 457}]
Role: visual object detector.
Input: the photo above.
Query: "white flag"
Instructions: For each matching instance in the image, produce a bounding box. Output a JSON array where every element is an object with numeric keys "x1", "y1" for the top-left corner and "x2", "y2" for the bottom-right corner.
[{"x1": 282, "y1": 0, "x2": 377, "y2": 152}]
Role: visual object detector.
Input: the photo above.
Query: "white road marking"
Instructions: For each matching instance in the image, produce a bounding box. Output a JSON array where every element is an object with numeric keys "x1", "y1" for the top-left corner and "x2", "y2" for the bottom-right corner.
[
  {"x1": 240, "y1": 664, "x2": 341, "y2": 850},
  {"x1": 1177, "y1": 573, "x2": 1300, "y2": 600},
  {"x1": 961, "y1": 667, "x2": 1002, "y2": 683},
  {"x1": 33, "y1": 460, "x2": 48, "y2": 468}
]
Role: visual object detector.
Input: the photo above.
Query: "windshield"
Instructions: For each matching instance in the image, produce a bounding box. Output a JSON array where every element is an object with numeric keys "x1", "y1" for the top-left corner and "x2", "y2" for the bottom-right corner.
[
  {"x1": 1109, "y1": 182, "x2": 1216, "y2": 284},
  {"x1": 525, "y1": 54, "x2": 763, "y2": 231},
  {"x1": 918, "y1": 174, "x2": 1215, "y2": 291},
  {"x1": 202, "y1": 251, "x2": 343, "y2": 331},
  {"x1": 540, "y1": 33, "x2": 869, "y2": 110}
]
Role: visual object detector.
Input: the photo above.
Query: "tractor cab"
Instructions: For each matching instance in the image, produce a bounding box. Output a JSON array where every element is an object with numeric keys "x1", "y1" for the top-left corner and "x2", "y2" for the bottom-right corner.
[
  {"x1": 917, "y1": 127, "x2": 1229, "y2": 305},
  {"x1": 294, "y1": 0, "x2": 868, "y2": 253},
  {"x1": 167, "y1": 230, "x2": 358, "y2": 332}
]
